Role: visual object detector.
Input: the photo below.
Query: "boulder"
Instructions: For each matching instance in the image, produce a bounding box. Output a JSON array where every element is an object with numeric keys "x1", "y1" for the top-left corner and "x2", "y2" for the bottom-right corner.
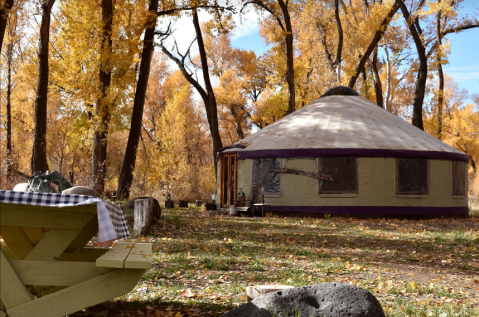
[
  {"x1": 246, "y1": 285, "x2": 294, "y2": 301},
  {"x1": 221, "y1": 283, "x2": 385, "y2": 317},
  {"x1": 13, "y1": 183, "x2": 29, "y2": 192},
  {"x1": 62, "y1": 186, "x2": 97, "y2": 196}
]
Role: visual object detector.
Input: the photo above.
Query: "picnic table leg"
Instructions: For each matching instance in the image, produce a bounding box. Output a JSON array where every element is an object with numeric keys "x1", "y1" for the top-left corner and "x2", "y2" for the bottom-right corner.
[
  {"x1": 6, "y1": 269, "x2": 145, "y2": 317},
  {"x1": 0, "y1": 226, "x2": 34, "y2": 259},
  {"x1": 0, "y1": 250, "x2": 34, "y2": 310}
]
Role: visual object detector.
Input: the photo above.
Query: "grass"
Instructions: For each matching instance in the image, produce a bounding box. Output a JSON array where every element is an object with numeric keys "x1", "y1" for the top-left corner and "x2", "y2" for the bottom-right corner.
[{"x1": 74, "y1": 207, "x2": 479, "y2": 317}]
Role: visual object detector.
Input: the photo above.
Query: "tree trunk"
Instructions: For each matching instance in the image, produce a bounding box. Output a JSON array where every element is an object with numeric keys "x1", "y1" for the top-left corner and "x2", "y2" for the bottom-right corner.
[
  {"x1": 277, "y1": 0, "x2": 295, "y2": 114},
  {"x1": 334, "y1": 0, "x2": 343, "y2": 84},
  {"x1": 371, "y1": 47, "x2": 384, "y2": 107},
  {"x1": 361, "y1": 66, "x2": 368, "y2": 98},
  {"x1": 92, "y1": 0, "x2": 113, "y2": 196},
  {"x1": 192, "y1": 9, "x2": 223, "y2": 173},
  {"x1": 436, "y1": 2, "x2": 444, "y2": 139},
  {"x1": 116, "y1": 0, "x2": 159, "y2": 199},
  {"x1": 0, "y1": 0, "x2": 14, "y2": 53},
  {"x1": 32, "y1": 0, "x2": 55, "y2": 174},
  {"x1": 6, "y1": 38, "x2": 13, "y2": 183},
  {"x1": 398, "y1": 0, "x2": 426, "y2": 130},
  {"x1": 385, "y1": 45, "x2": 391, "y2": 112}
]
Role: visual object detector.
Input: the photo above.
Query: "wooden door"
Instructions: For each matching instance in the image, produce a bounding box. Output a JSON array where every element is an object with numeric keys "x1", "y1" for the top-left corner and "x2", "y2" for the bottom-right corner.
[{"x1": 220, "y1": 153, "x2": 238, "y2": 208}]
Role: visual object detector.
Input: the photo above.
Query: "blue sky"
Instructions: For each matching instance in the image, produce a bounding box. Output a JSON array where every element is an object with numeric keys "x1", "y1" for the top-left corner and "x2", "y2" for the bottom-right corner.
[
  {"x1": 229, "y1": 0, "x2": 479, "y2": 100},
  {"x1": 443, "y1": 0, "x2": 479, "y2": 98}
]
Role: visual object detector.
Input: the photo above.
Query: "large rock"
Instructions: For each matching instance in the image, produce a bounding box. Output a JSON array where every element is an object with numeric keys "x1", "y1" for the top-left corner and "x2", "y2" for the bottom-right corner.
[
  {"x1": 222, "y1": 283, "x2": 385, "y2": 317},
  {"x1": 62, "y1": 186, "x2": 96, "y2": 196},
  {"x1": 13, "y1": 183, "x2": 29, "y2": 192}
]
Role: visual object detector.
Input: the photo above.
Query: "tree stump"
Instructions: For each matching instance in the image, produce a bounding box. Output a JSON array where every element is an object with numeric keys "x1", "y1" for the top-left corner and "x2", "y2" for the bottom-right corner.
[
  {"x1": 165, "y1": 200, "x2": 174, "y2": 209},
  {"x1": 134, "y1": 198, "x2": 160, "y2": 235},
  {"x1": 179, "y1": 200, "x2": 188, "y2": 208}
]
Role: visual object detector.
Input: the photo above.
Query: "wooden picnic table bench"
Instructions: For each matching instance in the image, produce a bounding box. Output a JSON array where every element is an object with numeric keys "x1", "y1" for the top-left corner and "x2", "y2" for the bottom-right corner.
[{"x1": 0, "y1": 191, "x2": 153, "y2": 317}]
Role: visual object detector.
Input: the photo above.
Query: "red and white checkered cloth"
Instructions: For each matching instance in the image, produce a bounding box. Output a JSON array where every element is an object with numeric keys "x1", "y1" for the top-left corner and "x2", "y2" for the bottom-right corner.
[{"x1": 0, "y1": 190, "x2": 130, "y2": 242}]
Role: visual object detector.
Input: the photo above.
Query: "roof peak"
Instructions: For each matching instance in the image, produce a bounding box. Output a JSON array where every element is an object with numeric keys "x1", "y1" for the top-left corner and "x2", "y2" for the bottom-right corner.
[{"x1": 321, "y1": 86, "x2": 359, "y2": 97}]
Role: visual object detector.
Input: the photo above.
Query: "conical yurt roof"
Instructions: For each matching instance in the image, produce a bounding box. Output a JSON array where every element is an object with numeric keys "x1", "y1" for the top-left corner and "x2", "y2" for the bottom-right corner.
[{"x1": 220, "y1": 91, "x2": 468, "y2": 162}]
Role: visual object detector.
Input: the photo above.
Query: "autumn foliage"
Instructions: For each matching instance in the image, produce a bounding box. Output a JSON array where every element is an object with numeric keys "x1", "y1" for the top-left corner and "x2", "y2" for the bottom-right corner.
[{"x1": 0, "y1": 0, "x2": 478, "y2": 205}]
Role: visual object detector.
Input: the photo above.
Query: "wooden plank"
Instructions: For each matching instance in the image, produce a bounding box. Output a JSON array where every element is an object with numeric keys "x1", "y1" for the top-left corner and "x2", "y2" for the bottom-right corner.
[
  {"x1": 6, "y1": 268, "x2": 145, "y2": 317},
  {"x1": 58, "y1": 248, "x2": 108, "y2": 262},
  {"x1": 21, "y1": 227, "x2": 45, "y2": 246},
  {"x1": 25, "y1": 229, "x2": 81, "y2": 261},
  {"x1": 0, "y1": 250, "x2": 34, "y2": 309},
  {"x1": 0, "y1": 240, "x2": 14, "y2": 259},
  {"x1": 269, "y1": 167, "x2": 335, "y2": 182},
  {"x1": 0, "y1": 207, "x2": 93, "y2": 230},
  {"x1": 0, "y1": 226, "x2": 33, "y2": 259},
  {"x1": 64, "y1": 217, "x2": 99, "y2": 253},
  {"x1": 10, "y1": 259, "x2": 114, "y2": 287},
  {"x1": 96, "y1": 242, "x2": 135, "y2": 268},
  {"x1": 124, "y1": 243, "x2": 153, "y2": 269}
]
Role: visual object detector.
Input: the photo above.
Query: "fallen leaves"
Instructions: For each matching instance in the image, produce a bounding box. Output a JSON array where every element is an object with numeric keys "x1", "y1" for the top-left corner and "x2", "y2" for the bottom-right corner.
[{"x1": 79, "y1": 208, "x2": 479, "y2": 317}]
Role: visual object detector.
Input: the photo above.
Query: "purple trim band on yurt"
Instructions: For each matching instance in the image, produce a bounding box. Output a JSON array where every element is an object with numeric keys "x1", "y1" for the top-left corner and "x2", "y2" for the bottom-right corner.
[
  {"x1": 218, "y1": 143, "x2": 247, "y2": 152},
  {"x1": 231, "y1": 148, "x2": 469, "y2": 162},
  {"x1": 217, "y1": 144, "x2": 247, "y2": 160},
  {"x1": 269, "y1": 205, "x2": 468, "y2": 216}
]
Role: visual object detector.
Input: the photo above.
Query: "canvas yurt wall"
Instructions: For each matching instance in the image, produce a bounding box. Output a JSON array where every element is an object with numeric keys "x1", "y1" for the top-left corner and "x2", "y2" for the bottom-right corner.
[{"x1": 216, "y1": 88, "x2": 468, "y2": 217}]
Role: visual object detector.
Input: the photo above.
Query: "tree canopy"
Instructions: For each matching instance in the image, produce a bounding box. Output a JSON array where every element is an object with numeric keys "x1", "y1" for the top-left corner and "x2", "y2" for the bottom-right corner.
[{"x1": 1, "y1": 0, "x2": 478, "y2": 201}]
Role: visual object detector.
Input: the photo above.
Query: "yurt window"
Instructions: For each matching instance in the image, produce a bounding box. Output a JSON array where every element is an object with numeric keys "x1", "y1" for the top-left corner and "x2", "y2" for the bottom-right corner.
[
  {"x1": 396, "y1": 158, "x2": 428, "y2": 195},
  {"x1": 452, "y1": 161, "x2": 466, "y2": 195},
  {"x1": 318, "y1": 157, "x2": 358, "y2": 194},
  {"x1": 252, "y1": 158, "x2": 281, "y2": 194}
]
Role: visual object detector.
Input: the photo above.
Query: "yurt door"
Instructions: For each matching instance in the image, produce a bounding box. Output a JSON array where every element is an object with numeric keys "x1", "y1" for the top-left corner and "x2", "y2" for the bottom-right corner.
[{"x1": 220, "y1": 153, "x2": 238, "y2": 208}]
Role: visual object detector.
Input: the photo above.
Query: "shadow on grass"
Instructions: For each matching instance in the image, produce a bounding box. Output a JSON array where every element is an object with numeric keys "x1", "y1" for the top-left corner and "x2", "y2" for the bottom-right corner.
[
  {"x1": 69, "y1": 299, "x2": 234, "y2": 317},
  {"x1": 155, "y1": 211, "x2": 479, "y2": 276}
]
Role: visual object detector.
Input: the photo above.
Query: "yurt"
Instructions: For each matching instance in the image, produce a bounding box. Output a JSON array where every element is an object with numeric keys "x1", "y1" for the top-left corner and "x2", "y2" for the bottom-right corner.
[{"x1": 216, "y1": 87, "x2": 469, "y2": 217}]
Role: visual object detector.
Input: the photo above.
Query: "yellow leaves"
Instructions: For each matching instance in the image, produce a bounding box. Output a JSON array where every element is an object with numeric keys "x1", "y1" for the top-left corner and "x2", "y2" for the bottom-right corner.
[
  {"x1": 410, "y1": 281, "x2": 416, "y2": 291},
  {"x1": 344, "y1": 261, "x2": 366, "y2": 271}
]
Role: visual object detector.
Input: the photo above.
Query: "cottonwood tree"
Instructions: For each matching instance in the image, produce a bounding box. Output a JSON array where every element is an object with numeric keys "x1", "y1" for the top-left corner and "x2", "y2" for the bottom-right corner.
[
  {"x1": 91, "y1": 0, "x2": 113, "y2": 194},
  {"x1": 1, "y1": 4, "x2": 25, "y2": 186},
  {"x1": 116, "y1": 1, "x2": 230, "y2": 198},
  {"x1": 116, "y1": 0, "x2": 159, "y2": 198},
  {"x1": 157, "y1": 6, "x2": 233, "y2": 177},
  {"x1": 395, "y1": 0, "x2": 478, "y2": 131},
  {"x1": 51, "y1": 0, "x2": 150, "y2": 193},
  {"x1": 32, "y1": 0, "x2": 55, "y2": 174},
  {"x1": 202, "y1": 32, "x2": 265, "y2": 140},
  {"x1": 0, "y1": 0, "x2": 15, "y2": 52},
  {"x1": 242, "y1": 0, "x2": 295, "y2": 114}
]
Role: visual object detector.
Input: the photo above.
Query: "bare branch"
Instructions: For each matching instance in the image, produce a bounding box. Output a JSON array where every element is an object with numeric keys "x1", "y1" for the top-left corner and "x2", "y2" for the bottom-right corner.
[
  {"x1": 348, "y1": 1, "x2": 400, "y2": 88},
  {"x1": 242, "y1": 1, "x2": 285, "y2": 31}
]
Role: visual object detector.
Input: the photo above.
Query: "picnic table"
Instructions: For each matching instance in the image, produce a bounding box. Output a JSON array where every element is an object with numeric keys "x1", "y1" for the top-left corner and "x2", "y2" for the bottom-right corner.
[{"x1": 0, "y1": 190, "x2": 153, "y2": 317}]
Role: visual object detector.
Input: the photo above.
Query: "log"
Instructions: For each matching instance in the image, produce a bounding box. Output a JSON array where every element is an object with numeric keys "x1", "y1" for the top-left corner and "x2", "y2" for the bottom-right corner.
[
  {"x1": 133, "y1": 198, "x2": 157, "y2": 235},
  {"x1": 246, "y1": 285, "x2": 294, "y2": 302},
  {"x1": 165, "y1": 200, "x2": 174, "y2": 209},
  {"x1": 269, "y1": 168, "x2": 334, "y2": 182}
]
